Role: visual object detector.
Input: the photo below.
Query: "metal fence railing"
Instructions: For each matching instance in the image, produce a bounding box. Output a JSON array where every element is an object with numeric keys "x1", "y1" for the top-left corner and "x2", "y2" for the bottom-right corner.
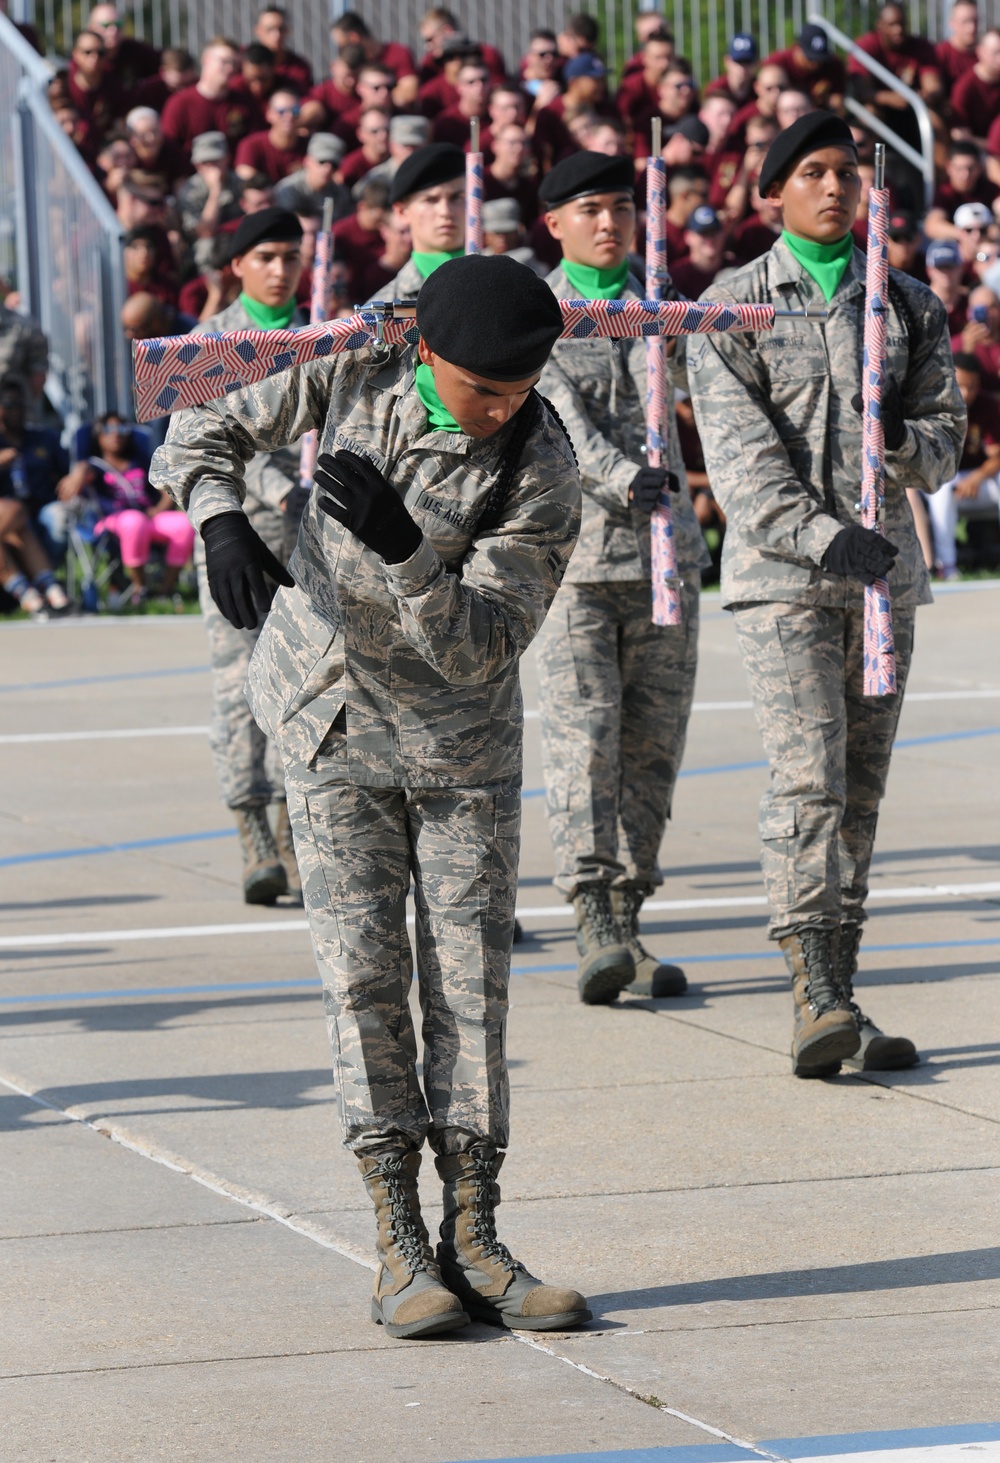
[{"x1": 1, "y1": 10, "x2": 129, "y2": 422}]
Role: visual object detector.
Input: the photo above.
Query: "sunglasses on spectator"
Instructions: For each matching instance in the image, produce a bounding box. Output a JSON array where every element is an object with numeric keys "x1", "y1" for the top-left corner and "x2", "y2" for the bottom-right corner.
[
  {"x1": 272, "y1": 104, "x2": 300, "y2": 115},
  {"x1": 961, "y1": 225, "x2": 985, "y2": 233},
  {"x1": 93, "y1": 19, "x2": 120, "y2": 27},
  {"x1": 533, "y1": 47, "x2": 557, "y2": 57},
  {"x1": 668, "y1": 79, "x2": 695, "y2": 89},
  {"x1": 77, "y1": 45, "x2": 105, "y2": 56}
]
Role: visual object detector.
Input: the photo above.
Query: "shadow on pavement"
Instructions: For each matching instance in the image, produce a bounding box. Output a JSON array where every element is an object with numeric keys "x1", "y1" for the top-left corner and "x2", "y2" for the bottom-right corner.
[
  {"x1": 0, "y1": 989, "x2": 320, "y2": 1033},
  {"x1": 0, "y1": 894, "x2": 160, "y2": 914},
  {"x1": 588, "y1": 1246, "x2": 1000, "y2": 1315}
]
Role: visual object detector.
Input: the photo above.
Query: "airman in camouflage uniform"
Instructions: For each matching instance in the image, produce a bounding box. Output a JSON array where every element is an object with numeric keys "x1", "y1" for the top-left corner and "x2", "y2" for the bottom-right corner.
[
  {"x1": 685, "y1": 114, "x2": 965, "y2": 1076},
  {"x1": 192, "y1": 210, "x2": 307, "y2": 905},
  {"x1": 536, "y1": 152, "x2": 710, "y2": 1006},
  {"x1": 366, "y1": 142, "x2": 466, "y2": 303},
  {"x1": 152, "y1": 254, "x2": 591, "y2": 1339}
]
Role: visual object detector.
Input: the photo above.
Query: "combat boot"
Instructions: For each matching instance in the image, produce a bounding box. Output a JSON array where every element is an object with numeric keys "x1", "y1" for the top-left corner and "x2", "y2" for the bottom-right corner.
[
  {"x1": 233, "y1": 806, "x2": 287, "y2": 906},
  {"x1": 359, "y1": 1150, "x2": 470, "y2": 1339},
  {"x1": 573, "y1": 883, "x2": 635, "y2": 1004},
  {"x1": 436, "y1": 1146, "x2": 591, "y2": 1332},
  {"x1": 837, "y1": 923, "x2": 919, "y2": 1071},
  {"x1": 272, "y1": 801, "x2": 303, "y2": 905},
  {"x1": 613, "y1": 886, "x2": 687, "y2": 997},
  {"x1": 780, "y1": 926, "x2": 860, "y2": 1077}
]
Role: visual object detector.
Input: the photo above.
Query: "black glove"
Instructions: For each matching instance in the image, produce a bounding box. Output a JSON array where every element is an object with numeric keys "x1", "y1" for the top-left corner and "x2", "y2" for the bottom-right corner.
[
  {"x1": 821, "y1": 524, "x2": 900, "y2": 585},
  {"x1": 315, "y1": 449, "x2": 423, "y2": 565},
  {"x1": 851, "y1": 372, "x2": 907, "y2": 452},
  {"x1": 201, "y1": 511, "x2": 294, "y2": 630},
  {"x1": 629, "y1": 466, "x2": 680, "y2": 514}
]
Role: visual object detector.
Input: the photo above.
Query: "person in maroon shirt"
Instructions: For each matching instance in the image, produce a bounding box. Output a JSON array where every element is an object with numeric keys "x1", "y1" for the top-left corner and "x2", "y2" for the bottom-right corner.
[
  {"x1": 235, "y1": 90, "x2": 307, "y2": 183},
  {"x1": 927, "y1": 142, "x2": 998, "y2": 238},
  {"x1": 418, "y1": 12, "x2": 505, "y2": 86},
  {"x1": 302, "y1": 44, "x2": 363, "y2": 131},
  {"x1": 726, "y1": 63, "x2": 787, "y2": 151},
  {"x1": 703, "y1": 33, "x2": 758, "y2": 107},
  {"x1": 125, "y1": 107, "x2": 191, "y2": 189},
  {"x1": 85, "y1": 5, "x2": 160, "y2": 93},
  {"x1": 951, "y1": 283, "x2": 1000, "y2": 388},
  {"x1": 67, "y1": 31, "x2": 129, "y2": 143},
  {"x1": 520, "y1": 26, "x2": 563, "y2": 105},
  {"x1": 951, "y1": 29, "x2": 1000, "y2": 144},
  {"x1": 335, "y1": 64, "x2": 396, "y2": 149},
  {"x1": 432, "y1": 60, "x2": 489, "y2": 147},
  {"x1": 356, "y1": 211, "x2": 412, "y2": 300},
  {"x1": 927, "y1": 351, "x2": 1000, "y2": 574},
  {"x1": 886, "y1": 210, "x2": 928, "y2": 280},
  {"x1": 616, "y1": 30, "x2": 674, "y2": 132},
  {"x1": 484, "y1": 124, "x2": 540, "y2": 224},
  {"x1": 230, "y1": 43, "x2": 279, "y2": 109},
  {"x1": 338, "y1": 109, "x2": 390, "y2": 189},
  {"x1": 619, "y1": 11, "x2": 674, "y2": 77},
  {"x1": 162, "y1": 40, "x2": 261, "y2": 158},
  {"x1": 331, "y1": 177, "x2": 390, "y2": 300},
  {"x1": 252, "y1": 7, "x2": 313, "y2": 95},
  {"x1": 937, "y1": 1, "x2": 979, "y2": 90},
  {"x1": 419, "y1": 37, "x2": 483, "y2": 120},
  {"x1": 633, "y1": 61, "x2": 698, "y2": 155},
  {"x1": 711, "y1": 112, "x2": 775, "y2": 219},
  {"x1": 764, "y1": 24, "x2": 847, "y2": 110},
  {"x1": 131, "y1": 47, "x2": 197, "y2": 113},
  {"x1": 331, "y1": 10, "x2": 418, "y2": 108},
  {"x1": 469, "y1": 87, "x2": 527, "y2": 162},
  {"x1": 670, "y1": 205, "x2": 731, "y2": 297},
  {"x1": 924, "y1": 237, "x2": 970, "y2": 333},
  {"x1": 123, "y1": 226, "x2": 179, "y2": 308},
  {"x1": 664, "y1": 166, "x2": 710, "y2": 261},
  {"x1": 732, "y1": 192, "x2": 784, "y2": 262},
  {"x1": 848, "y1": 4, "x2": 943, "y2": 108}
]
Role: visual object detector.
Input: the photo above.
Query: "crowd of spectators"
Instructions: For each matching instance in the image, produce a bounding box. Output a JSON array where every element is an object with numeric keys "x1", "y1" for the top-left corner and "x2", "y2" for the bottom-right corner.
[{"x1": 6, "y1": 0, "x2": 1000, "y2": 615}]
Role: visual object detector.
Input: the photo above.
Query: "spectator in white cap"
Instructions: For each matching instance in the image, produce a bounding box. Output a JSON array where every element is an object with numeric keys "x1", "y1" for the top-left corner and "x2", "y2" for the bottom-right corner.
[
  {"x1": 273, "y1": 132, "x2": 351, "y2": 217},
  {"x1": 954, "y1": 199, "x2": 994, "y2": 266},
  {"x1": 482, "y1": 197, "x2": 547, "y2": 275},
  {"x1": 125, "y1": 106, "x2": 190, "y2": 189},
  {"x1": 176, "y1": 132, "x2": 244, "y2": 265}
]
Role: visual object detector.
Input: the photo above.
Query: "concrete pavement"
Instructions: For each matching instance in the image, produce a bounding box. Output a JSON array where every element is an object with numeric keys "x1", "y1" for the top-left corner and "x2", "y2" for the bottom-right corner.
[{"x1": 1, "y1": 587, "x2": 999, "y2": 1463}]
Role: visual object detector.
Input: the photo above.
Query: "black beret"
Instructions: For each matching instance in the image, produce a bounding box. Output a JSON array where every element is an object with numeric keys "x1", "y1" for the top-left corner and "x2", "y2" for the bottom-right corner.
[
  {"x1": 538, "y1": 150, "x2": 635, "y2": 208},
  {"x1": 389, "y1": 143, "x2": 466, "y2": 205},
  {"x1": 229, "y1": 206, "x2": 303, "y2": 259},
  {"x1": 664, "y1": 114, "x2": 710, "y2": 148},
  {"x1": 758, "y1": 110, "x2": 857, "y2": 195},
  {"x1": 416, "y1": 254, "x2": 563, "y2": 381}
]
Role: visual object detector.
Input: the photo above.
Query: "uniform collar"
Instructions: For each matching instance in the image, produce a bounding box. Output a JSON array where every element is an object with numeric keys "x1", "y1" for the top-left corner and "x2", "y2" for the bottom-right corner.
[
  {"x1": 548, "y1": 262, "x2": 644, "y2": 301},
  {"x1": 768, "y1": 234, "x2": 866, "y2": 303}
]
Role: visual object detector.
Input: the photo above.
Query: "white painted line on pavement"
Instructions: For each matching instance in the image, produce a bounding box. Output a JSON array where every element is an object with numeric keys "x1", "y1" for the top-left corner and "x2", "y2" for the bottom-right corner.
[
  {"x1": 2, "y1": 879, "x2": 999, "y2": 949},
  {"x1": 0, "y1": 725, "x2": 210, "y2": 745},
  {"x1": 3, "y1": 688, "x2": 998, "y2": 744}
]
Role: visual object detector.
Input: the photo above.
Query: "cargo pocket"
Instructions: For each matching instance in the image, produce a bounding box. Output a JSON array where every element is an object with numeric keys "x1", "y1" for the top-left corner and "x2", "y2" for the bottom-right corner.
[{"x1": 758, "y1": 802, "x2": 797, "y2": 912}]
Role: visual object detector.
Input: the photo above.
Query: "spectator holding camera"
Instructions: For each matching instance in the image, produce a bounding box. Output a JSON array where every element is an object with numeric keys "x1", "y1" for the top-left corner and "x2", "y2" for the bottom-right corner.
[
  {"x1": 952, "y1": 284, "x2": 1000, "y2": 386},
  {"x1": 927, "y1": 353, "x2": 1000, "y2": 576}
]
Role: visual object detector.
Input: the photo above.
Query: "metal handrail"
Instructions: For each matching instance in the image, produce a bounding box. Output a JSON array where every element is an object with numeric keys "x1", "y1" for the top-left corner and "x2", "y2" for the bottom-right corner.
[
  {"x1": 807, "y1": 12, "x2": 935, "y2": 213},
  {"x1": 0, "y1": 7, "x2": 50, "y2": 83}
]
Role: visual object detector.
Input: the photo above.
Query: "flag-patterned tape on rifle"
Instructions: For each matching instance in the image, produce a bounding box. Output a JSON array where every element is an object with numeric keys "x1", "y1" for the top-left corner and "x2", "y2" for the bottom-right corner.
[
  {"x1": 646, "y1": 116, "x2": 682, "y2": 627},
  {"x1": 299, "y1": 198, "x2": 334, "y2": 488},
  {"x1": 133, "y1": 299, "x2": 782, "y2": 423},
  {"x1": 466, "y1": 117, "x2": 483, "y2": 255},
  {"x1": 861, "y1": 144, "x2": 897, "y2": 697}
]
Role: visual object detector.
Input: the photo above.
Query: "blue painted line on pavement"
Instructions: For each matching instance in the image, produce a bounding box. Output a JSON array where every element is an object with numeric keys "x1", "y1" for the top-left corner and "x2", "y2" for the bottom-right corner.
[
  {"x1": 2, "y1": 936, "x2": 997, "y2": 1008},
  {"x1": 4, "y1": 725, "x2": 998, "y2": 869},
  {"x1": 446, "y1": 1422, "x2": 1000, "y2": 1463},
  {"x1": 0, "y1": 664, "x2": 208, "y2": 693}
]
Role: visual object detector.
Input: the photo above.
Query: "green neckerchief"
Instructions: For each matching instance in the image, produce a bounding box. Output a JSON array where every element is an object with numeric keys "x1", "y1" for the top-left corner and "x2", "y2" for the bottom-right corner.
[
  {"x1": 781, "y1": 230, "x2": 854, "y2": 303},
  {"x1": 414, "y1": 361, "x2": 463, "y2": 433},
  {"x1": 239, "y1": 293, "x2": 297, "y2": 330},
  {"x1": 561, "y1": 257, "x2": 630, "y2": 300},
  {"x1": 412, "y1": 249, "x2": 464, "y2": 280}
]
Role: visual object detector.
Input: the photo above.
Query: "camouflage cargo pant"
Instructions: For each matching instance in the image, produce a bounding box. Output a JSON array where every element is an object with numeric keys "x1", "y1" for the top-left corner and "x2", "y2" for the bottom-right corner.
[
  {"x1": 535, "y1": 576, "x2": 700, "y2": 899},
  {"x1": 195, "y1": 507, "x2": 292, "y2": 811},
  {"x1": 282, "y1": 722, "x2": 519, "y2": 1156},
  {"x1": 732, "y1": 599, "x2": 915, "y2": 940}
]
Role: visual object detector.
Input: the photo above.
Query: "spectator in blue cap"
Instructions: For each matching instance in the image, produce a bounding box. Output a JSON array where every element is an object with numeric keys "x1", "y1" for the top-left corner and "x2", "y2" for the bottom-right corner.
[
  {"x1": 702, "y1": 33, "x2": 758, "y2": 110},
  {"x1": 672, "y1": 204, "x2": 731, "y2": 297},
  {"x1": 926, "y1": 236, "x2": 970, "y2": 334},
  {"x1": 764, "y1": 23, "x2": 847, "y2": 110}
]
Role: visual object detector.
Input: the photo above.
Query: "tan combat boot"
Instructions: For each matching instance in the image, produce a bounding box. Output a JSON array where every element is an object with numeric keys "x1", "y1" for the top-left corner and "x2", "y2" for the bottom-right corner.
[
  {"x1": 359, "y1": 1151, "x2": 469, "y2": 1339},
  {"x1": 573, "y1": 883, "x2": 635, "y2": 1004},
  {"x1": 613, "y1": 886, "x2": 687, "y2": 997},
  {"x1": 837, "y1": 923, "x2": 919, "y2": 1071},
  {"x1": 272, "y1": 801, "x2": 303, "y2": 905},
  {"x1": 780, "y1": 926, "x2": 860, "y2": 1077},
  {"x1": 233, "y1": 806, "x2": 287, "y2": 906},
  {"x1": 436, "y1": 1147, "x2": 591, "y2": 1332}
]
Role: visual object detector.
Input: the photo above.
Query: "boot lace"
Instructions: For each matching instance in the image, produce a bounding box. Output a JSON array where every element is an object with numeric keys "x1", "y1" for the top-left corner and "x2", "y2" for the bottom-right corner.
[
  {"x1": 578, "y1": 885, "x2": 617, "y2": 947},
  {"x1": 836, "y1": 924, "x2": 872, "y2": 1026},
  {"x1": 467, "y1": 1154, "x2": 524, "y2": 1273},
  {"x1": 380, "y1": 1157, "x2": 432, "y2": 1276},
  {"x1": 799, "y1": 929, "x2": 843, "y2": 1016}
]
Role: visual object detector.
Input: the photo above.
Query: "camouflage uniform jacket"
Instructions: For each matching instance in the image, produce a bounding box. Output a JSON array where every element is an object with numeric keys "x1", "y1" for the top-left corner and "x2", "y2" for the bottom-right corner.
[
  {"x1": 539, "y1": 265, "x2": 709, "y2": 584},
  {"x1": 366, "y1": 258, "x2": 425, "y2": 303},
  {"x1": 194, "y1": 299, "x2": 305, "y2": 525},
  {"x1": 151, "y1": 345, "x2": 581, "y2": 785},
  {"x1": 685, "y1": 239, "x2": 965, "y2": 609},
  {"x1": 0, "y1": 303, "x2": 47, "y2": 386}
]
